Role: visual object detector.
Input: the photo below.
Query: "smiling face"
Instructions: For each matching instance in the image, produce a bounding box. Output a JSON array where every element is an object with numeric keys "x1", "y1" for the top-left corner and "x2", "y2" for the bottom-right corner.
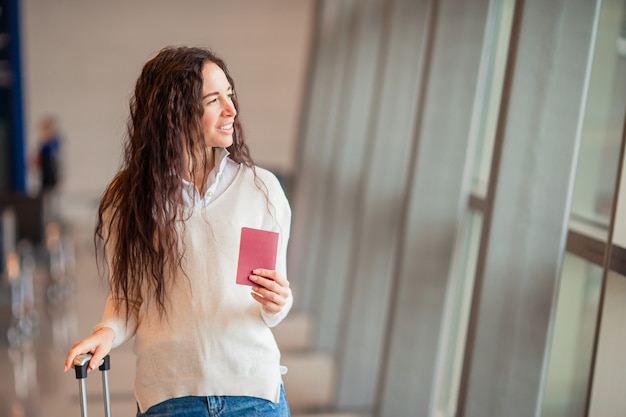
[{"x1": 201, "y1": 61, "x2": 237, "y2": 149}]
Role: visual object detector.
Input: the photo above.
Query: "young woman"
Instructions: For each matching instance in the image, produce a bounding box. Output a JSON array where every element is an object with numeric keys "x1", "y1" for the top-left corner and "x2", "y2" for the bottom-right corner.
[{"x1": 64, "y1": 46, "x2": 293, "y2": 416}]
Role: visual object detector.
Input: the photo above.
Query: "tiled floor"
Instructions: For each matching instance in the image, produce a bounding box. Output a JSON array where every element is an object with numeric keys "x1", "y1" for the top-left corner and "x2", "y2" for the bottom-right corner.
[
  {"x1": 1, "y1": 216, "x2": 139, "y2": 417},
  {"x1": 0, "y1": 197, "x2": 365, "y2": 417}
]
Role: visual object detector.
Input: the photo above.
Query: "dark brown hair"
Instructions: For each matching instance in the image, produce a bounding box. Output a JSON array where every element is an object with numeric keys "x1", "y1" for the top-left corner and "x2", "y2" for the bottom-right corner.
[{"x1": 95, "y1": 46, "x2": 254, "y2": 320}]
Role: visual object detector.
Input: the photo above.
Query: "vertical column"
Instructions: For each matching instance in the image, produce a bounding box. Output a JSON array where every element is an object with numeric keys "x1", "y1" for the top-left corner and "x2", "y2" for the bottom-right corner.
[
  {"x1": 312, "y1": 0, "x2": 389, "y2": 353},
  {"x1": 334, "y1": 0, "x2": 431, "y2": 409},
  {"x1": 288, "y1": 0, "x2": 354, "y2": 312},
  {"x1": 0, "y1": 0, "x2": 25, "y2": 192},
  {"x1": 459, "y1": 0, "x2": 598, "y2": 416},
  {"x1": 376, "y1": 0, "x2": 489, "y2": 415}
]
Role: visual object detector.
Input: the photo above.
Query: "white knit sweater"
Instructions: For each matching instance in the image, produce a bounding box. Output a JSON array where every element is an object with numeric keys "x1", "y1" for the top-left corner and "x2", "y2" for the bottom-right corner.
[{"x1": 95, "y1": 165, "x2": 292, "y2": 412}]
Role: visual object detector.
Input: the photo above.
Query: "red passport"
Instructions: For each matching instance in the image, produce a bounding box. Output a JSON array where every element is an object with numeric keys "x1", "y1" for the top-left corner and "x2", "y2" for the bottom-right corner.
[{"x1": 235, "y1": 227, "x2": 279, "y2": 286}]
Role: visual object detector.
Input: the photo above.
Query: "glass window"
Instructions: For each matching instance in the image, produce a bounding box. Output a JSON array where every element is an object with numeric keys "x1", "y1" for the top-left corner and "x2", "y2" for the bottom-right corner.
[
  {"x1": 470, "y1": 0, "x2": 515, "y2": 198},
  {"x1": 433, "y1": 0, "x2": 516, "y2": 413},
  {"x1": 612, "y1": 145, "x2": 626, "y2": 247},
  {"x1": 588, "y1": 270, "x2": 626, "y2": 415},
  {"x1": 569, "y1": 0, "x2": 626, "y2": 241},
  {"x1": 541, "y1": 254, "x2": 603, "y2": 417},
  {"x1": 432, "y1": 210, "x2": 483, "y2": 416},
  {"x1": 543, "y1": 3, "x2": 626, "y2": 416},
  {"x1": 587, "y1": 7, "x2": 626, "y2": 414}
]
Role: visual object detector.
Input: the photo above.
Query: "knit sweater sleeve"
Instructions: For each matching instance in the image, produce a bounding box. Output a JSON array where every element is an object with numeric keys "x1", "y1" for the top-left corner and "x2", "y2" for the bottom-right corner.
[
  {"x1": 257, "y1": 167, "x2": 293, "y2": 328},
  {"x1": 261, "y1": 289, "x2": 293, "y2": 327},
  {"x1": 93, "y1": 295, "x2": 139, "y2": 348},
  {"x1": 91, "y1": 211, "x2": 139, "y2": 348}
]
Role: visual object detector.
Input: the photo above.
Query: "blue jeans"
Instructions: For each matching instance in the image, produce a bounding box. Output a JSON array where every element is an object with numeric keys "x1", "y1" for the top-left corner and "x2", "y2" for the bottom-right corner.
[{"x1": 136, "y1": 386, "x2": 290, "y2": 417}]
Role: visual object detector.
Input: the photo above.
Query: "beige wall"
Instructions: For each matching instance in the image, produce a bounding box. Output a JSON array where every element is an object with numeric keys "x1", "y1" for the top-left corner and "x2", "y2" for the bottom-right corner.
[{"x1": 20, "y1": 0, "x2": 313, "y2": 197}]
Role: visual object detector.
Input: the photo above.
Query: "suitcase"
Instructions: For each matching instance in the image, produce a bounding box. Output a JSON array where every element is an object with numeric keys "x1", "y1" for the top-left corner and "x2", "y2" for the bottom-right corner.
[{"x1": 73, "y1": 353, "x2": 112, "y2": 417}]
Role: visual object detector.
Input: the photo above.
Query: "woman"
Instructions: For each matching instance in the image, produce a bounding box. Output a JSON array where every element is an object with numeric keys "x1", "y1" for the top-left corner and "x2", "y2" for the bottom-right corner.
[{"x1": 64, "y1": 46, "x2": 293, "y2": 416}]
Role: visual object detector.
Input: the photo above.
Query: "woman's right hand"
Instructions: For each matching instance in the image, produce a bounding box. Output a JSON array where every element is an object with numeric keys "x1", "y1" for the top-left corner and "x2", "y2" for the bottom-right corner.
[{"x1": 64, "y1": 327, "x2": 115, "y2": 372}]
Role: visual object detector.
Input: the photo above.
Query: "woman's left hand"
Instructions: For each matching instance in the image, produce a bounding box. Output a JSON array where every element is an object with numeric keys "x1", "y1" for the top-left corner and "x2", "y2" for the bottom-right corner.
[{"x1": 249, "y1": 269, "x2": 290, "y2": 314}]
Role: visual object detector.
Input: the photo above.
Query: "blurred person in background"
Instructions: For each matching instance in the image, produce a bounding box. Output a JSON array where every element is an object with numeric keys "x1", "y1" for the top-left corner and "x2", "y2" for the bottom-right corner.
[
  {"x1": 35, "y1": 116, "x2": 62, "y2": 193},
  {"x1": 32, "y1": 115, "x2": 62, "y2": 223}
]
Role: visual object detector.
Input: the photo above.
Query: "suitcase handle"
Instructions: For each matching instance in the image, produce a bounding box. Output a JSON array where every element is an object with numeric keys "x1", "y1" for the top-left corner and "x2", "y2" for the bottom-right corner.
[
  {"x1": 72, "y1": 353, "x2": 112, "y2": 417},
  {"x1": 73, "y1": 353, "x2": 110, "y2": 379}
]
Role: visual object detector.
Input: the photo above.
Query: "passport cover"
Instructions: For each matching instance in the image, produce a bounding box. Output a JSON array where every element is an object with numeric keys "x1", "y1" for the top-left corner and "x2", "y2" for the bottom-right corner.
[{"x1": 235, "y1": 227, "x2": 279, "y2": 286}]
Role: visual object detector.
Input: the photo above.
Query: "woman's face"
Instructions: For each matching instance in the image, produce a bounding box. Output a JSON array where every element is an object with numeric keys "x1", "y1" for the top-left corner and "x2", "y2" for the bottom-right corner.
[{"x1": 201, "y1": 61, "x2": 237, "y2": 149}]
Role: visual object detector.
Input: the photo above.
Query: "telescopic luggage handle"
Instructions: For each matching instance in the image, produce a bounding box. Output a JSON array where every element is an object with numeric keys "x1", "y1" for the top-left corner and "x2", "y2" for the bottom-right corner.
[{"x1": 73, "y1": 353, "x2": 112, "y2": 417}]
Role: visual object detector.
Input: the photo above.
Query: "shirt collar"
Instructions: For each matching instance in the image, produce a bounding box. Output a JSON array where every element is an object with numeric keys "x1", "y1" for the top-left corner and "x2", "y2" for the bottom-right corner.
[{"x1": 180, "y1": 147, "x2": 231, "y2": 202}]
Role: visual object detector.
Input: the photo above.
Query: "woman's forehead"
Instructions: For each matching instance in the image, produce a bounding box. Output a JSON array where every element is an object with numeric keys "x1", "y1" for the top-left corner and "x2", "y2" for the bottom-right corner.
[{"x1": 202, "y1": 62, "x2": 231, "y2": 93}]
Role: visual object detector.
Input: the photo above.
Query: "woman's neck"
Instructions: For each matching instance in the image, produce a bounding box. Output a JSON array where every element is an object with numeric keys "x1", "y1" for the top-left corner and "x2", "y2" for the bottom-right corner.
[{"x1": 189, "y1": 147, "x2": 216, "y2": 194}]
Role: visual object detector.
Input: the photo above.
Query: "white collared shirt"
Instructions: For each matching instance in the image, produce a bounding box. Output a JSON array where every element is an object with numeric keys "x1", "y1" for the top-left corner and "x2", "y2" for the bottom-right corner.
[{"x1": 180, "y1": 147, "x2": 240, "y2": 206}]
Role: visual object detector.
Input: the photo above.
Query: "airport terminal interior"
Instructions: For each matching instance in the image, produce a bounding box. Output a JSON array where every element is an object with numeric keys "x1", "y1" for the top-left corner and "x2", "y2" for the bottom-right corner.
[{"x1": 2, "y1": 0, "x2": 626, "y2": 416}]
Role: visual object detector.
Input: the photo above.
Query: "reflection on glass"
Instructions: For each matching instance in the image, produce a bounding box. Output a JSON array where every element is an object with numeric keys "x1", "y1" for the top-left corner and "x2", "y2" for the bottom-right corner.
[
  {"x1": 608, "y1": 3, "x2": 626, "y2": 247},
  {"x1": 469, "y1": 0, "x2": 515, "y2": 197},
  {"x1": 8, "y1": 340, "x2": 39, "y2": 400},
  {"x1": 432, "y1": 210, "x2": 483, "y2": 416},
  {"x1": 612, "y1": 147, "x2": 626, "y2": 246},
  {"x1": 588, "y1": 270, "x2": 626, "y2": 415},
  {"x1": 569, "y1": 0, "x2": 626, "y2": 238},
  {"x1": 541, "y1": 254, "x2": 603, "y2": 417}
]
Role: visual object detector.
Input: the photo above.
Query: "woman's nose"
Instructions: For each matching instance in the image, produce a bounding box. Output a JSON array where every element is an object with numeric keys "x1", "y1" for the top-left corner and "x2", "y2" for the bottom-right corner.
[{"x1": 223, "y1": 100, "x2": 237, "y2": 117}]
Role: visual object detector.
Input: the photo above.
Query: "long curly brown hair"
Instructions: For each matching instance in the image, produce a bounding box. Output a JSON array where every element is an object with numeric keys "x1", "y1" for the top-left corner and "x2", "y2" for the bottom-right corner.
[{"x1": 95, "y1": 46, "x2": 254, "y2": 320}]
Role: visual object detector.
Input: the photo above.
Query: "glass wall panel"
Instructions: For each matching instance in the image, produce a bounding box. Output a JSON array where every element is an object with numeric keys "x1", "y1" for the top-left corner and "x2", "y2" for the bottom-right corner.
[
  {"x1": 588, "y1": 271, "x2": 626, "y2": 416},
  {"x1": 612, "y1": 144, "x2": 626, "y2": 247},
  {"x1": 569, "y1": 0, "x2": 626, "y2": 240},
  {"x1": 432, "y1": 210, "x2": 483, "y2": 417},
  {"x1": 541, "y1": 254, "x2": 603, "y2": 417},
  {"x1": 470, "y1": 0, "x2": 514, "y2": 198},
  {"x1": 609, "y1": 1, "x2": 626, "y2": 247},
  {"x1": 543, "y1": 3, "x2": 626, "y2": 416},
  {"x1": 432, "y1": 0, "x2": 515, "y2": 414},
  {"x1": 588, "y1": 4, "x2": 626, "y2": 409}
]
